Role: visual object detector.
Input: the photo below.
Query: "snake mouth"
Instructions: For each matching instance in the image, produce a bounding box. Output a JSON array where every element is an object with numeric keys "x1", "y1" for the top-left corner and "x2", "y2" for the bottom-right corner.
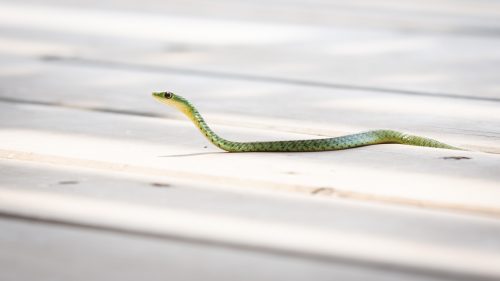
[{"x1": 152, "y1": 92, "x2": 164, "y2": 98}]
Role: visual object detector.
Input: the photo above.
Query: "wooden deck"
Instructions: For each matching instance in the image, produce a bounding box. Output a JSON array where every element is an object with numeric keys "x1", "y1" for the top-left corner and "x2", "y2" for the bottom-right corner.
[{"x1": 1, "y1": 1, "x2": 499, "y2": 280}]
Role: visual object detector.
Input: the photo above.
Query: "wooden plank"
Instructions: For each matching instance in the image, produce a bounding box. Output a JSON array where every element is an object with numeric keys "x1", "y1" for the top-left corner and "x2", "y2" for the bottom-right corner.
[
  {"x1": 0, "y1": 102, "x2": 499, "y2": 217},
  {"x1": 0, "y1": 58, "x2": 498, "y2": 152},
  {"x1": 1, "y1": 186, "x2": 500, "y2": 280},
  {"x1": 10, "y1": 0, "x2": 500, "y2": 35},
  {"x1": 2, "y1": 158, "x2": 500, "y2": 280},
  {"x1": 0, "y1": 216, "x2": 472, "y2": 281},
  {"x1": 2, "y1": 158, "x2": 500, "y2": 253},
  {"x1": 0, "y1": 156, "x2": 500, "y2": 279},
  {"x1": 1, "y1": 2, "x2": 500, "y2": 100}
]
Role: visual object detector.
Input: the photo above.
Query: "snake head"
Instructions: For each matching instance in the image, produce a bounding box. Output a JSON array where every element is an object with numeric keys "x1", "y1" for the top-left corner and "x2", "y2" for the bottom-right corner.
[
  {"x1": 152, "y1": 91, "x2": 178, "y2": 106},
  {"x1": 153, "y1": 91, "x2": 174, "y2": 100},
  {"x1": 152, "y1": 91, "x2": 191, "y2": 114}
]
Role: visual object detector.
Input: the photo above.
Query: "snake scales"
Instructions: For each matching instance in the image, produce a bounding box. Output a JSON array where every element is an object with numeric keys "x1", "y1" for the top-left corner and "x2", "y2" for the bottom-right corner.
[{"x1": 153, "y1": 91, "x2": 461, "y2": 152}]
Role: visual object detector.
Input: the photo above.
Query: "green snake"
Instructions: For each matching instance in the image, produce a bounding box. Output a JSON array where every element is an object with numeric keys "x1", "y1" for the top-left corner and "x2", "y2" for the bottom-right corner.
[{"x1": 153, "y1": 91, "x2": 461, "y2": 152}]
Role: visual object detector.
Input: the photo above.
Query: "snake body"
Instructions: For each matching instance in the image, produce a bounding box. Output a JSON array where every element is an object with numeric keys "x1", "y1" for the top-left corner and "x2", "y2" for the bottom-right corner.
[{"x1": 153, "y1": 92, "x2": 461, "y2": 152}]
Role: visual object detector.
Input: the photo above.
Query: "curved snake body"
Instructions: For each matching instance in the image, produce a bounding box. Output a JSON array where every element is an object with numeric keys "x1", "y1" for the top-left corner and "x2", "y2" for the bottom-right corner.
[{"x1": 153, "y1": 92, "x2": 461, "y2": 152}]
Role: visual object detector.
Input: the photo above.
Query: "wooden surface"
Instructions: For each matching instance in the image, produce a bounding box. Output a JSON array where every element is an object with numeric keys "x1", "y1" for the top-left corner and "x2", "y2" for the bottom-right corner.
[{"x1": 0, "y1": 1, "x2": 499, "y2": 280}]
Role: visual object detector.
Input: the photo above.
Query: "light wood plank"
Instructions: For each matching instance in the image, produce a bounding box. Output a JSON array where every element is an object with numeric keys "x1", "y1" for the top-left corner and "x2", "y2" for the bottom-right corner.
[
  {"x1": 2, "y1": 188, "x2": 500, "y2": 280},
  {"x1": 0, "y1": 102, "x2": 498, "y2": 217},
  {"x1": 0, "y1": 217, "x2": 466, "y2": 281},
  {"x1": 2, "y1": 158, "x2": 499, "y2": 254},
  {"x1": 0, "y1": 58, "x2": 498, "y2": 152},
  {"x1": 9, "y1": 0, "x2": 500, "y2": 35},
  {"x1": 1, "y1": 2, "x2": 500, "y2": 100}
]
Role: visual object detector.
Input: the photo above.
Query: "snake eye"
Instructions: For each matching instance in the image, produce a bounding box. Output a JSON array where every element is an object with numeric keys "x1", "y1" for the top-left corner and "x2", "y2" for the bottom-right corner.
[{"x1": 164, "y1": 92, "x2": 173, "y2": 99}]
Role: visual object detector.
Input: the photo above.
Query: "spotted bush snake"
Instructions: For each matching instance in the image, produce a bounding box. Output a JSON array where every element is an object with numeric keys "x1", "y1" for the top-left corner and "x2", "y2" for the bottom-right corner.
[{"x1": 153, "y1": 91, "x2": 461, "y2": 152}]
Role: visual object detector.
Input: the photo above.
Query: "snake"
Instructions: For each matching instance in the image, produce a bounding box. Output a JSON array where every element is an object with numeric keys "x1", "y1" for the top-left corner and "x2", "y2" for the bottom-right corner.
[{"x1": 153, "y1": 91, "x2": 461, "y2": 152}]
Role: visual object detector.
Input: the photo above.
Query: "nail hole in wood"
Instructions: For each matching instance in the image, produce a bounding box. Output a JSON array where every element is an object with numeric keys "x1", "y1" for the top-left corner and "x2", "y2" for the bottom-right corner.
[
  {"x1": 442, "y1": 156, "x2": 471, "y2": 160},
  {"x1": 58, "y1": 180, "x2": 79, "y2": 185},
  {"x1": 151, "y1": 182, "x2": 171, "y2": 188},
  {"x1": 311, "y1": 187, "x2": 336, "y2": 195}
]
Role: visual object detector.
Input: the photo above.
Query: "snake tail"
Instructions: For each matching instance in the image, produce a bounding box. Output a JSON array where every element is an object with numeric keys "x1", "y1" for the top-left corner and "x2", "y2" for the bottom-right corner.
[{"x1": 153, "y1": 92, "x2": 462, "y2": 152}]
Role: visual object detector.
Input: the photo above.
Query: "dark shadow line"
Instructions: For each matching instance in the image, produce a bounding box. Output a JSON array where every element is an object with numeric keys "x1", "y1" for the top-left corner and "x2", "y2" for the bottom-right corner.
[
  {"x1": 40, "y1": 55, "x2": 500, "y2": 103},
  {"x1": 0, "y1": 96, "x2": 166, "y2": 119},
  {"x1": 0, "y1": 212, "x2": 496, "y2": 281}
]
